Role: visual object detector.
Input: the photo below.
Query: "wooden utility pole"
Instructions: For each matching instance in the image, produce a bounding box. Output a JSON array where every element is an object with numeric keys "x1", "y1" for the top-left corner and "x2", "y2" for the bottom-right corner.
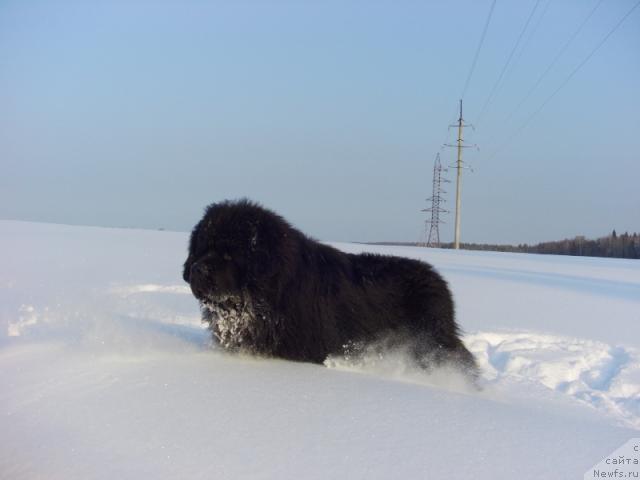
[{"x1": 445, "y1": 99, "x2": 474, "y2": 250}]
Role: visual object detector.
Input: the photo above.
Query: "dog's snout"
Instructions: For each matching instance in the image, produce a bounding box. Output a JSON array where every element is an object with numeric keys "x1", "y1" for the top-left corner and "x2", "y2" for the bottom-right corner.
[
  {"x1": 188, "y1": 262, "x2": 212, "y2": 298},
  {"x1": 190, "y1": 262, "x2": 214, "y2": 287},
  {"x1": 191, "y1": 262, "x2": 207, "y2": 277}
]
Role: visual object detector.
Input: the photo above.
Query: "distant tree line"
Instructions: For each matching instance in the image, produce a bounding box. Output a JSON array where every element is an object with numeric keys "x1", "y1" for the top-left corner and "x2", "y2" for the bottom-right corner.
[
  {"x1": 441, "y1": 230, "x2": 639, "y2": 259},
  {"x1": 368, "y1": 230, "x2": 640, "y2": 259}
]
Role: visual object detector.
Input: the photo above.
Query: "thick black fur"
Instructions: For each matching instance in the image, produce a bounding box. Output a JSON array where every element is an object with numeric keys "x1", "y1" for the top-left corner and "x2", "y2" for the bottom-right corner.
[{"x1": 183, "y1": 199, "x2": 477, "y2": 375}]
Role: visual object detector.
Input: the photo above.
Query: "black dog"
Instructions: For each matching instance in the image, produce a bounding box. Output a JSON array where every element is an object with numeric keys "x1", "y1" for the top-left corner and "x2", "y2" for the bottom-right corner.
[{"x1": 183, "y1": 199, "x2": 477, "y2": 375}]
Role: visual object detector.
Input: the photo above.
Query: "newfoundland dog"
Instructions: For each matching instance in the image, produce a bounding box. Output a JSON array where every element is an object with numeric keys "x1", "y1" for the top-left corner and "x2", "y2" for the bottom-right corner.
[{"x1": 183, "y1": 199, "x2": 477, "y2": 375}]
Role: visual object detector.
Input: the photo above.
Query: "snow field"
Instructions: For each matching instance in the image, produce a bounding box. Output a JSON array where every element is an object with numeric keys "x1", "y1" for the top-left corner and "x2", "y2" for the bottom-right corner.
[{"x1": 1, "y1": 220, "x2": 639, "y2": 479}]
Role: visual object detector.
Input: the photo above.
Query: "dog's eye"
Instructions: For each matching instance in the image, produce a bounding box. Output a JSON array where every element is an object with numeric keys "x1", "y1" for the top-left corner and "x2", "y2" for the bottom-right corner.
[{"x1": 223, "y1": 253, "x2": 232, "y2": 261}]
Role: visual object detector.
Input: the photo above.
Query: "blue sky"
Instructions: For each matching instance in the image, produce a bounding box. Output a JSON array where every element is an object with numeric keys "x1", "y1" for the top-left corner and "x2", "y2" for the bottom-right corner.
[{"x1": 1, "y1": 0, "x2": 638, "y2": 244}]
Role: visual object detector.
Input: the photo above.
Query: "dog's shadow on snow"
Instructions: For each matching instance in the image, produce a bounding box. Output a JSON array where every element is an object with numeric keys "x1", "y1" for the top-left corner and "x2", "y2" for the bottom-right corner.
[{"x1": 89, "y1": 313, "x2": 213, "y2": 353}]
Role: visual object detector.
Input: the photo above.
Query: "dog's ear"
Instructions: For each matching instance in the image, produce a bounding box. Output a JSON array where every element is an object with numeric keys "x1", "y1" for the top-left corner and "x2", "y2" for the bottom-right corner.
[{"x1": 247, "y1": 219, "x2": 283, "y2": 279}]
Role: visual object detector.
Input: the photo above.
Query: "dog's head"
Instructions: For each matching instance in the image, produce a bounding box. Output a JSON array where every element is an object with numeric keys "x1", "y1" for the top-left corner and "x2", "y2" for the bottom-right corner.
[{"x1": 183, "y1": 199, "x2": 295, "y2": 301}]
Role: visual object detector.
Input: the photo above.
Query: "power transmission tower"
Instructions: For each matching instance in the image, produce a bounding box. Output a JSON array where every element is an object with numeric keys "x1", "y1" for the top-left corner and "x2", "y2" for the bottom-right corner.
[
  {"x1": 421, "y1": 153, "x2": 449, "y2": 248},
  {"x1": 444, "y1": 99, "x2": 475, "y2": 250}
]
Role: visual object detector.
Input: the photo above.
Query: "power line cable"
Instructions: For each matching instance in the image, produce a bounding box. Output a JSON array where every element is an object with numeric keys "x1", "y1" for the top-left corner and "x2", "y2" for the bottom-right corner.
[
  {"x1": 461, "y1": 0, "x2": 498, "y2": 99},
  {"x1": 508, "y1": 0, "x2": 554, "y2": 82},
  {"x1": 475, "y1": 0, "x2": 543, "y2": 126},
  {"x1": 485, "y1": 0, "x2": 640, "y2": 162},
  {"x1": 501, "y1": 0, "x2": 604, "y2": 126},
  {"x1": 487, "y1": 0, "x2": 553, "y2": 104}
]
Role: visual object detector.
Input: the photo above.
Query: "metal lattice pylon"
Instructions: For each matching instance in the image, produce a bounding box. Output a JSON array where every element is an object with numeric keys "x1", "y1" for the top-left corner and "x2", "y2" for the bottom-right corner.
[{"x1": 422, "y1": 153, "x2": 450, "y2": 247}]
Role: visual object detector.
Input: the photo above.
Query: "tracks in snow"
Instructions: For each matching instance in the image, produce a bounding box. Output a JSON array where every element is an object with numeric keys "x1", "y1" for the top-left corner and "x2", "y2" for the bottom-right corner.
[{"x1": 466, "y1": 331, "x2": 640, "y2": 429}]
